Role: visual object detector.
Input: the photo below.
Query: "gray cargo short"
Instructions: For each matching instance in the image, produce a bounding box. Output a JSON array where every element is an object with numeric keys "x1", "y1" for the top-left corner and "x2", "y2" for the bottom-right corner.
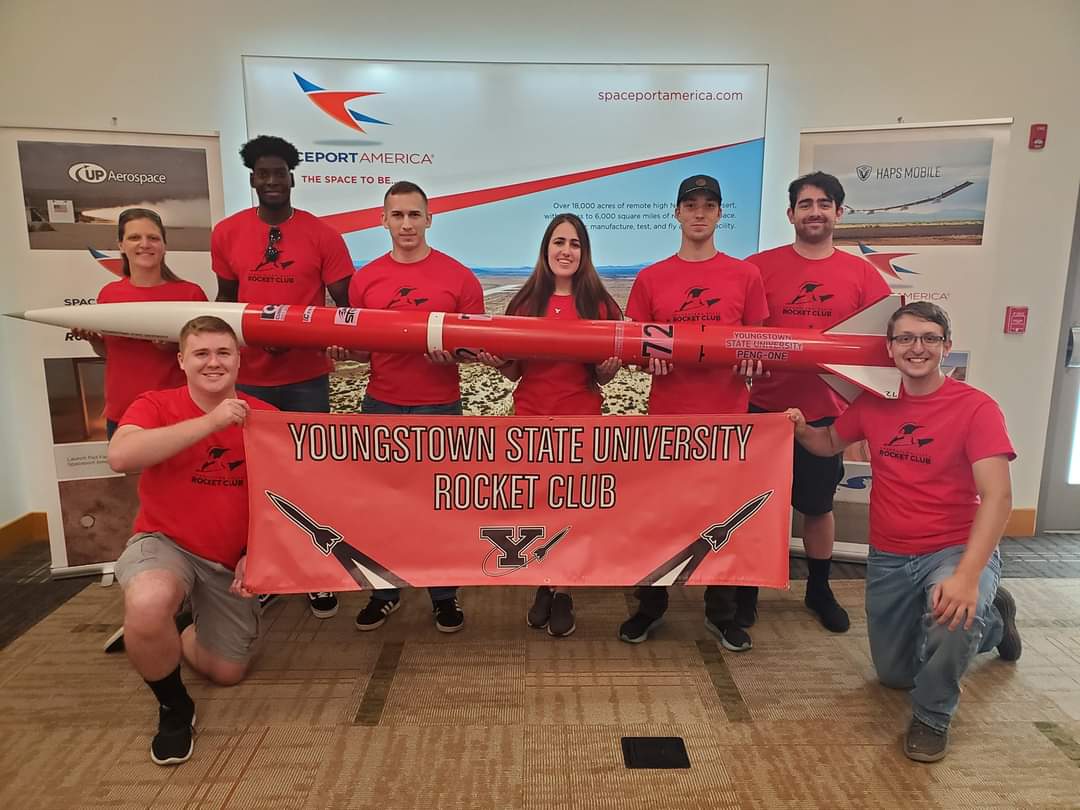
[{"x1": 115, "y1": 532, "x2": 263, "y2": 662}]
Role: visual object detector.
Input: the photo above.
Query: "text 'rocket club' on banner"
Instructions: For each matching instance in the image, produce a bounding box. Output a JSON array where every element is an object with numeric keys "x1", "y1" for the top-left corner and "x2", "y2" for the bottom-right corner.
[{"x1": 243, "y1": 411, "x2": 793, "y2": 593}]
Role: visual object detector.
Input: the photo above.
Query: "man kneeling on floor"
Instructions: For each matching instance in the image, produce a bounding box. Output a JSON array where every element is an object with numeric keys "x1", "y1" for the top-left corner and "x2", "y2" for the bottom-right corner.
[
  {"x1": 108, "y1": 316, "x2": 275, "y2": 765},
  {"x1": 787, "y1": 301, "x2": 1021, "y2": 763}
]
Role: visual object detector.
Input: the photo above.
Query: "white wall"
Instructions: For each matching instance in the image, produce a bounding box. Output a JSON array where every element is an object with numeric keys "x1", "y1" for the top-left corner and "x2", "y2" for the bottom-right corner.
[{"x1": 2, "y1": 0, "x2": 1078, "y2": 526}]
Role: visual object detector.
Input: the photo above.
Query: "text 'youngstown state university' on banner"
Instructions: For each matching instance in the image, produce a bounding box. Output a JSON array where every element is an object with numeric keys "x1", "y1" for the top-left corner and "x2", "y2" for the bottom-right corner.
[{"x1": 243, "y1": 411, "x2": 792, "y2": 592}]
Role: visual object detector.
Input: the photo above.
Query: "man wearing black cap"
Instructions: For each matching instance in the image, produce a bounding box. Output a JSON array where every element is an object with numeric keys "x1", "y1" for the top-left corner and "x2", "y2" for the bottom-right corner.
[{"x1": 619, "y1": 174, "x2": 769, "y2": 651}]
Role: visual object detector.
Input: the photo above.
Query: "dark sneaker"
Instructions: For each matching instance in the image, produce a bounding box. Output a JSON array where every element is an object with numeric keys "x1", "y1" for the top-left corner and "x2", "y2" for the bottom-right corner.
[
  {"x1": 993, "y1": 585, "x2": 1022, "y2": 662},
  {"x1": 308, "y1": 592, "x2": 338, "y2": 619},
  {"x1": 805, "y1": 585, "x2": 851, "y2": 633},
  {"x1": 904, "y1": 716, "x2": 948, "y2": 762},
  {"x1": 547, "y1": 593, "x2": 576, "y2": 637},
  {"x1": 105, "y1": 610, "x2": 195, "y2": 655},
  {"x1": 257, "y1": 593, "x2": 279, "y2": 610},
  {"x1": 354, "y1": 597, "x2": 400, "y2": 631},
  {"x1": 619, "y1": 612, "x2": 664, "y2": 644},
  {"x1": 527, "y1": 586, "x2": 555, "y2": 629},
  {"x1": 151, "y1": 704, "x2": 196, "y2": 766},
  {"x1": 735, "y1": 587, "x2": 759, "y2": 628},
  {"x1": 705, "y1": 617, "x2": 753, "y2": 652},
  {"x1": 103, "y1": 626, "x2": 126, "y2": 654},
  {"x1": 433, "y1": 598, "x2": 464, "y2": 633}
]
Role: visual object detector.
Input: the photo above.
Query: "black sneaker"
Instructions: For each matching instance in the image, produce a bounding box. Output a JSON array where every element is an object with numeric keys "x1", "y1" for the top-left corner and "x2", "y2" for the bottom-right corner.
[
  {"x1": 547, "y1": 593, "x2": 576, "y2": 637},
  {"x1": 527, "y1": 586, "x2": 555, "y2": 629},
  {"x1": 308, "y1": 592, "x2": 338, "y2": 619},
  {"x1": 103, "y1": 626, "x2": 126, "y2": 654},
  {"x1": 257, "y1": 593, "x2": 279, "y2": 610},
  {"x1": 805, "y1": 585, "x2": 851, "y2": 633},
  {"x1": 904, "y1": 716, "x2": 948, "y2": 762},
  {"x1": 433, "y1": 597, "x2": 464, "y2": 633},
  {"x1": 993, "y1": 585, "x2": 1022, "y2": 662},
  {"x1": 104, "y1": 610, "x2": 195, "y2": 654},
  {"x1": 618, "y1": 612, "x2": 663, "y2": 644},
  {"x1": 705, "y1": 617, "x2": 753, "y2": 652},
  {"x1": 151, "y1": 704, "x2": 196, "y2": 766},
  {"x1": 354, "y1": 597, "x2": 400, "y2": 631},
  {"x1": 735, "y1": 587, "x2": 759, "y2": 628}
]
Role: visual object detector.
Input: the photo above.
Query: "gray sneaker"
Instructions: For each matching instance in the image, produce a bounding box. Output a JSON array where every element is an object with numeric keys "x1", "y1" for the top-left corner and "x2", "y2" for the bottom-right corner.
[
  {"x1": 904, "y1": 716, "x2": 948, "y2": 762},
  {"x1": 993, "y1": 586, "x2": 1022, "y2": 662},
  {"x1": 547, "y1": 593, "x2": 576, "y2": 637},
  {"x1": 527, "y1": 586, "x2": 555, "y2": 629}
]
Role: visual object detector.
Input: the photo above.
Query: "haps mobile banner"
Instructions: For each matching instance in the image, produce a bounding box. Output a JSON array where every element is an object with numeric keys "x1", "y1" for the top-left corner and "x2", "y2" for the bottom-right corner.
[{"x1": 243, "y1": 411, "x2": 793, "y2": 592}]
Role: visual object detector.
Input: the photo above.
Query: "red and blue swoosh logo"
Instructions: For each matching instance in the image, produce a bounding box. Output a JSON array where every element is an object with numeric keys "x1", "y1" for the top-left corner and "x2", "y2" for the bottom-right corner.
[
  {"x1": 88, "y1": 247, "x2": 123, "y2": 277},
  {"x1": 294, "y1": 72, "x2": 390, "y2": 133},
  {"x1": 858, "y1": 243, "x2": 917, "y2": 279}
]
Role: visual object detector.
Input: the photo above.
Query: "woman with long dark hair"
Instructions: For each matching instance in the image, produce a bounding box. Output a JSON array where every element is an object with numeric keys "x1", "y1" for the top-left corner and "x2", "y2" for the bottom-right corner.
[
  {"x1": 75, "y1": 208, "x2": 207, "y2": 438},
  {"x1": 478, "y1": 212, "x2": 623, "y2": 636}
]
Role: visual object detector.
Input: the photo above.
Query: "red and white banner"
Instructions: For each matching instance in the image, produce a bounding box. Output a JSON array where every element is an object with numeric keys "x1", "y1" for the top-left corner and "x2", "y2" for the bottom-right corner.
[{"x1": 244, "y1": 410, "x2": 793, "y2": 592}]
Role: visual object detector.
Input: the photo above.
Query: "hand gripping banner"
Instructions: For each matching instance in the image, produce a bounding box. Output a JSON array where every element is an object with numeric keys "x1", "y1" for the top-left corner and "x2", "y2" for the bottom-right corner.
[{"x1": 243, "y1": 410, "x2": 793, "y2": 593}]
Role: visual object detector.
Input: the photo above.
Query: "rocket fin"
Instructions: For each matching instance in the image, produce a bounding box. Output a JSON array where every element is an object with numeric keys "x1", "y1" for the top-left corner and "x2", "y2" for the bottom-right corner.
[
  {"x1": 823, "y1": 294, "x2": 905, "y2": 336},
  {"x1": 819, "y1": 365, "x2": 901, "y2": 400}
]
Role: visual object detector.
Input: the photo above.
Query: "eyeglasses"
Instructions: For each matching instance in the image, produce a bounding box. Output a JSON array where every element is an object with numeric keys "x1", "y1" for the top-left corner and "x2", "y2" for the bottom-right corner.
[
  {"x1": 264, "y1": 226, "x2": 282, "y2": 263},
  {"x1": 889, "y1": 333, "x2": 947, "y2": 346}
]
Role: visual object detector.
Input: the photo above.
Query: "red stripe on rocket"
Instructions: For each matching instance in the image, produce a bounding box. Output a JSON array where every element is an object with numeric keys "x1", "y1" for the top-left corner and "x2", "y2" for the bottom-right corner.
[{"x1": 14, "y1": 295, "x2": 903, "y2": 399}]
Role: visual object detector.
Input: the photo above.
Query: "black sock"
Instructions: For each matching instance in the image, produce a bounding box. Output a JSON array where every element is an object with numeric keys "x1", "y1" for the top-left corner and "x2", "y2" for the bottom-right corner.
[
  {"x1": 807, "y1": 558, "x2": 832, "y2": 593},
  {"x1": 146, "y1": 665, "x2": 193, "y2": 716}
]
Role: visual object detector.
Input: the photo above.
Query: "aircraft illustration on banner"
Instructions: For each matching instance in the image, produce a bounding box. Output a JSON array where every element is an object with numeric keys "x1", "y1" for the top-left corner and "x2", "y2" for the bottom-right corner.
[{"x1": 843, "y1": 181, "x2": 973, "y2": 215}]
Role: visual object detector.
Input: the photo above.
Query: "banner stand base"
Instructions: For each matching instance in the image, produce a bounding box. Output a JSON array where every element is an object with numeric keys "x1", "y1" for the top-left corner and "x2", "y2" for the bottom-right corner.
[
  {"x1": 49, "y1": 562, "x2": 115, "y2": 581},
  {"x1": 790, "y1": 537, "x2": 868, "y2": 565}
]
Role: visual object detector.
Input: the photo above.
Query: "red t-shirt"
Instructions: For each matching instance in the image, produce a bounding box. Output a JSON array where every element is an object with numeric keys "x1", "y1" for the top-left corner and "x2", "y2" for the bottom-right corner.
[
  {"x1": 512, "y1": 295, "x2": 611, "y2": 416},
  {"x1": 121, "y1": 387, "x2": 276, "y2": 568},
  {"x1": 834, "y1": 377, "x2": 1015, "y2": 555},
  {"x1": 349, "y1": 249, "x2": 485, "y2": 405},
  {"x1": 97, "y1": 277, "x2": 208, "y2": 421},
  {"x1": 748, "y1": 245, "x2": 892, "y2": 420},
  {"x1": 211, "y1": 208, "x2": 354, "y2": 386},
  {"x1": 626, "y1": 253, "x2": 769, "y2": 415}
]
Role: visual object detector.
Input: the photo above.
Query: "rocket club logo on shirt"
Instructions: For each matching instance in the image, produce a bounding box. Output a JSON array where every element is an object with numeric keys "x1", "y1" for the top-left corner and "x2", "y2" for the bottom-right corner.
[
  {"x1": 879, "y1": 423, "x2": 935, "y2": 464},
  {"x1": 249, "y1": 248, "x2": 296, "y2": 284},
  {"x1": 388, "y1": 285, "x2": 429, "y2": 308},
  {"x1": 191, "y1": 447, "x2": 245, "y2": 486},
  {"x1": 673, "y1": 286, "x2": 724, "y2": 322},
  {"x1": 782, "y1": 281, "x2": 836, "y2": 317}
]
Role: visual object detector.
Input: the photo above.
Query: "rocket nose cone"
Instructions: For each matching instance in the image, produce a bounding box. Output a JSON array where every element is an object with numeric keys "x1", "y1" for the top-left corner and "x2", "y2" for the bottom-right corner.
[{"x1": 4, "y1": 312, "x2": 27, "y2": 320}]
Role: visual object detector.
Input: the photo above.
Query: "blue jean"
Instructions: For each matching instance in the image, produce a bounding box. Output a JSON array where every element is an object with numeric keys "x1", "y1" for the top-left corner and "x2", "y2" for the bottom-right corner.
[
  {"x1": 866, "y1": 544, "x2": 1004, "y2": 732},
  {"x1": 237, "y1": 374, "x2": 330, "y2": 413},
  {"x1": 360, "y1": 394, "x2": 462, "y2": 603}
]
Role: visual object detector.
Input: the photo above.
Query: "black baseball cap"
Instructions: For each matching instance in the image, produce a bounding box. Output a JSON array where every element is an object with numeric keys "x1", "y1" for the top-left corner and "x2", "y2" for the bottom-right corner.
[{"x1": 676, "y1": 175, "x2": 722, "y2": 205}]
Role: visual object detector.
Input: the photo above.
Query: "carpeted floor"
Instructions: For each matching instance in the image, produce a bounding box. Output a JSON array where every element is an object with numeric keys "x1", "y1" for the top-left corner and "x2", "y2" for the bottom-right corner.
[{"x1": 1, "y1": 541, "x2": 1079, "y2": 808}]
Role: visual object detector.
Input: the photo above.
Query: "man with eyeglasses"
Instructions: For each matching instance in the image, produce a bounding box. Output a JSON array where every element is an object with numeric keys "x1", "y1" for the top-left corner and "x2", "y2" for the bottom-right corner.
[
  {"x1": 747, "y1": 172, "x2": 892, "y2": 634},
  {"x1": 787, "y1": 301, "x2": 1021, "y2": 763},
  {"x1": 211, "y1": 135, "x2": 354, "y2": 620}
]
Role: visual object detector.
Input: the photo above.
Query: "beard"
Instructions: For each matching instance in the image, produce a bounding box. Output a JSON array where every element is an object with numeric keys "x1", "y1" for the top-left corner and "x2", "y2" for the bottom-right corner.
[{"x1": 795, "y1": 220, "x2": 834, "y2": 244}]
